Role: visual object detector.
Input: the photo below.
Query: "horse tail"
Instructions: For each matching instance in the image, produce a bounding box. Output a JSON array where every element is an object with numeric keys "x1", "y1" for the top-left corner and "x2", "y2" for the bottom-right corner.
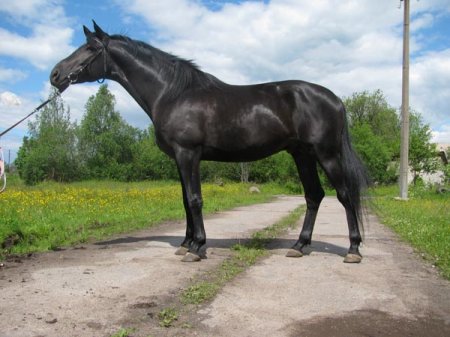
[{"x1": 340, "y1": 108, "x2": 370, "y2": 236}]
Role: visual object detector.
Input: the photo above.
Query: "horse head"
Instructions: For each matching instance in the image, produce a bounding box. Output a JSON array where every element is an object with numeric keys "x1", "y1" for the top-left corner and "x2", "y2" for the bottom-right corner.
[{"x1": 50, "y1": 21, "x2": 110, "y2": 93}]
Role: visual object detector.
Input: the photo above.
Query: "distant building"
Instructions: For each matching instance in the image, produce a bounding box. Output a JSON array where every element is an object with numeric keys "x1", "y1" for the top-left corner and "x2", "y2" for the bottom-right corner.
[{"x1": 410, "y1": 143, "x2": 448, "y2": 185}]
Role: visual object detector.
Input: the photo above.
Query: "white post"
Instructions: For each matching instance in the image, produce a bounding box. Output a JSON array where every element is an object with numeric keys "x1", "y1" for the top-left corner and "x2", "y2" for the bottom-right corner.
[{"x1": 399, "y1": 0, "x2": 410, "y2": 200}]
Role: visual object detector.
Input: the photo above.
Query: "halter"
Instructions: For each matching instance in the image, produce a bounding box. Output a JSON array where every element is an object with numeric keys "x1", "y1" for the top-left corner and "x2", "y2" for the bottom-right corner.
[{"x1": 67, "y1": 39, "x2": 108, "y2": 85}]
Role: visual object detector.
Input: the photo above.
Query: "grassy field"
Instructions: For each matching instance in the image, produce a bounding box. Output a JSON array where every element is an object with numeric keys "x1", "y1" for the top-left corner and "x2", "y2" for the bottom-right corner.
[
  {"x1": 371, "y1": 185, "x2": 450, "y2": 279},
  {"x1": 2, "y1": 176, "x2": 448, "y2": 281},
  {"x1": 0, "y1": 178, "x2": 288, "y2": 257}
]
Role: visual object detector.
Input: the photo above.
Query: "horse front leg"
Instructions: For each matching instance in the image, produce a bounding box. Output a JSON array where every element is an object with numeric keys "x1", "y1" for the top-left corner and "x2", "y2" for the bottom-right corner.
[
  {"x1": 174, "y1": 180, "x2": 194, "y2": 256},
  {"x1": 286, "y1": 152, "x2": 325, "y2": 257},
  {"x1": 175, "y1": 148, "x2": 206, "y2": 262}
]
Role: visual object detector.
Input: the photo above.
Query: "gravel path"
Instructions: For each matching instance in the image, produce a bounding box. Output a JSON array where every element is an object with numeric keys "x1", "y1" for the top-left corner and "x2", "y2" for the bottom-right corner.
[
  {"x1": 1, "y1": 196, "x2": 449, "y2": 337},
  {"x1": 0, "y1": 196, "x2": 303, "y2": 337},
  {"x1": 196, "y1": 197, "x2": 450, "y2": 337}
]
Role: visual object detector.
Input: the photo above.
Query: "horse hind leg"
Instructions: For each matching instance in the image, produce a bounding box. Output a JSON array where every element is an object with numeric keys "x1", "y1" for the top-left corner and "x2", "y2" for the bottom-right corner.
[
  {"x1": 317, "y1": 153, "x2": 363, "y2": 263},
  {"x1": 286, "y1": 152, "x2": 325, "y2": 258}
]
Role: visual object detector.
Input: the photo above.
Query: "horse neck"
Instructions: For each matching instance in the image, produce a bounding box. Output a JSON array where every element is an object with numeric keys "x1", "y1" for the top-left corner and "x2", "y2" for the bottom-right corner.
[{"x1": 108, "y1": 41, "x2": 166, "y2": 120}]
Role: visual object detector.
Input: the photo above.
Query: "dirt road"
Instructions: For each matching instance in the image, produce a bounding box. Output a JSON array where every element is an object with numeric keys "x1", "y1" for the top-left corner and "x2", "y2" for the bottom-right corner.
[{"x1": 1, "y1": 196, "x2": 449, "y2": 337}]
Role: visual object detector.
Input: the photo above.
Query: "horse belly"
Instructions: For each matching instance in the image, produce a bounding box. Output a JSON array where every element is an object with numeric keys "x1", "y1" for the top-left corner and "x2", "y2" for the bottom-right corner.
[
  {"x1": 203, "y1": 106, "x2": 293, "y2": 161},
  {"x1": 201, "y1": 143, "x2": 287, "y2": 162}
]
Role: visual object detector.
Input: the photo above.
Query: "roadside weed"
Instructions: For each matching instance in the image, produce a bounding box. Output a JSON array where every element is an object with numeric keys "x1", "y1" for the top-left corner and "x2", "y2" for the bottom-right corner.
[
  {"x1": 110, "y1": 328, "x2": 135, "y2": 337},
  {"x1": 158, "y1": 307, "x2": 179, "y2": 327}
]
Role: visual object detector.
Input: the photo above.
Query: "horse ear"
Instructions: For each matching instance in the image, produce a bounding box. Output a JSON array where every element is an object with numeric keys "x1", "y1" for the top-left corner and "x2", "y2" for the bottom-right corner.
[
  {"x1": 84, "y1": 25, "x2": 99, "y2": 48},
  {"x1": 84, "y1": 25, "x2": 99, "y2": 47},
  {"x1": 92, "y1": 20, "x2": 109, "y2": 39},
  {"x1": 92, "y1": 20, "x2": 110, "y2": 47},
  {"x1": 83, "y1": 25, "x2": 94, "y2": 38}
]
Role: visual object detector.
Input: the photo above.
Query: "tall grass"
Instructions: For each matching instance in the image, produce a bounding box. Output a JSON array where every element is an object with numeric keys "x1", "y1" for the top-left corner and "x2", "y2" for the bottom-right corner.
[
  {"x1": 0, "y1": 179, "x2": 288, "y2": 257},
  {"x1": 371, "y1": 185, "x2": 450, "y2": 279}
]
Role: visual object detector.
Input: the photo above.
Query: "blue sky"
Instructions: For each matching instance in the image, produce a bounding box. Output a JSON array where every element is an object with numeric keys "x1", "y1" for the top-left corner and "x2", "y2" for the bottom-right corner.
[{"x1": 1, "y1": 0, "x2": 450, "y2": 162}]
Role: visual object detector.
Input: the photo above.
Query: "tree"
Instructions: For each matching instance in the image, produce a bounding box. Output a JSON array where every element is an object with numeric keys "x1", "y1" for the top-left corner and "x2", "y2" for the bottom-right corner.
[
  {"x1": 15, "y1": 89, "x2": 79, "y2": 184},
  {"x1": 344, "y1": 90, "x2": 439, "y2": 186},
  {"x1": 344, "y1": 90, "x2": 400, "y2": 184},
  {"x1": 78, "y1": 84, "x2": 140, "y2": 180},
  {"x1": 344, "y1": 90, "x2": 400, "y2": 155},
  {"x1": 409, "y1": 111, "x2": 438, "y2": 185},
  {"x1": 350, "y1": 123, "x2": 396, "y2": 184},
  {"x1": 131, "y1": 126, "x2": 178, "y2": 180}
]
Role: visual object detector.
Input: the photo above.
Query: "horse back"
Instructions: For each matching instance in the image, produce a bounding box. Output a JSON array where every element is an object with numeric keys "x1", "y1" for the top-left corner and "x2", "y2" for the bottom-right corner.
[{"x1": 153, "y1": 80, "x2": 345, "y2": 161}]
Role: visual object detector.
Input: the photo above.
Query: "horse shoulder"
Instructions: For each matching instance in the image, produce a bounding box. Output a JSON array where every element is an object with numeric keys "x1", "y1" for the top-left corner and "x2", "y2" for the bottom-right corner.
[{"x1": 154, "y1": 96, "x2": 211, "y2": 150}]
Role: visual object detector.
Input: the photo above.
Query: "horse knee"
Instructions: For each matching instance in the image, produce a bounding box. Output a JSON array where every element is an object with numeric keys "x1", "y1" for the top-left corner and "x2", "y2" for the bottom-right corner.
[
  {"x1": 336, "y1": 190, "x2": 350, "y2": 207},
  {"x1": 188, "y1": 194, "x2": 203, "y2": 210},
  {"x1": 305, "y1": 189, "x2": 325, "y2": 210}
]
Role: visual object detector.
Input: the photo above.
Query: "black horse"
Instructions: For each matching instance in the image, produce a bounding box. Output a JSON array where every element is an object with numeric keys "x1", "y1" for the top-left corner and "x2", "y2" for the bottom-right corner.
[{"x1": 50, "y1": 22, "x2": 369, "y2": 263}]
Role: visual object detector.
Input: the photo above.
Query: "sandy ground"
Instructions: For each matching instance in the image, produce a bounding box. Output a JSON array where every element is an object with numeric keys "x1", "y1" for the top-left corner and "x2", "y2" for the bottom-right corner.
[{"x1": 0, "y1": 196, "x2": 449, "y2": 337}]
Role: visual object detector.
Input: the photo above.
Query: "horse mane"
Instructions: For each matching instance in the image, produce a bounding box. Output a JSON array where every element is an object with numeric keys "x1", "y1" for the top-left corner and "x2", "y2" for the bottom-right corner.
[{"x1": 111, "y1": 34, "x2": 225, "y2": 99}]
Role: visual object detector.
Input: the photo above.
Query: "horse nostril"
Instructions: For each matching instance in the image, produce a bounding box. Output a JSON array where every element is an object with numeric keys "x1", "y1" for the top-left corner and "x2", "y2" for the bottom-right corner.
[{"x1": 51, "y1": 68, "x2": 60, "y2": 82}]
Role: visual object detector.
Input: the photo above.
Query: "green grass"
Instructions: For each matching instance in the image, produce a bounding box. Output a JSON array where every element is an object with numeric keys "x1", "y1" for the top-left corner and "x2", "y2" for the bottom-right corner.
[
  {"x1": 0, "y1": 179, "x2": 289, "y2": 258},
  {"x1": 181, "y1": 206, "x2": 305, "y2": 305},
  {"x1": 158, "y1": 307, "x2": 179, "y2": 328},
  {"x1": 110, "y1": 328, "x2": 136, "y2": 337},
  {"x1": 371, "y1": 185, "x2": 450, "y2": 279}
]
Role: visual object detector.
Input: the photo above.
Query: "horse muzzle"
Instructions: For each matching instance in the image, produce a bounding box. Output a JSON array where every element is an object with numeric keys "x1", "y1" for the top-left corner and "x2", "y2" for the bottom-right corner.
[{"x1": 49, "y1": 66, "x2": 70, "y2": 93}]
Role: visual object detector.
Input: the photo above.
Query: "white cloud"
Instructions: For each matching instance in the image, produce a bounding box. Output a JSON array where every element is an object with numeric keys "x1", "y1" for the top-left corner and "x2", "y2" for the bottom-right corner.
[
  {"x1": 0, "y1": 91, "x2": 39, "y2": 136},
  {"x1": 112, "y1": 0, "x2": 448, "y2": 86},
  {"x1": 0, "y1": 67, "x2": 27, "y2": 83},
  {"x1": 0, "y1": 91, "x2": 22, "y2": 106},
  {"x1": 111, "y1": 0, "x2": 450, "y2": 143},
  {"x1": 0, "y1": 0, "x2": 68, "y2": 27},
  {"x1": 0, "y1": 26, "x2": 74, "y2": 70},
  {"x1": 432, "y1": 125, "x2": 450, "y2": 146},
  {"x1": 0, "y1": 1, "x2": 74, "y2": 70},
  {"x1": 409, "y1": 48, "x2": 450, "y2": 130},
  {"x1": 0, "y1": 94, "x2": 25, "y2": 162}
]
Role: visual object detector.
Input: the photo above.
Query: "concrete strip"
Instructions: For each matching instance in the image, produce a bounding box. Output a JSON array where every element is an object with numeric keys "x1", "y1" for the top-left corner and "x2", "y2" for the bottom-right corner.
[
  {"x1": 0, "y1": 196, "x2": 304, "y2": 337},
  {"x1": 198, "y1": 197, "x2": 450, "y2": 337}
]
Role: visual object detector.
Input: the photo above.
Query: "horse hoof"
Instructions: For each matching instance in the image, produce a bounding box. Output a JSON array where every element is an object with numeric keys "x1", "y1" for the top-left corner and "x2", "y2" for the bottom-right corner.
[
  {"x1": 344, "y1": 253, "x2": 362, "y2": 263},
  {"x1": 181, "y1": 252, "x2": 201, "y2": 262},
  {"x1": 175, "y1": 246, "x2": 189, "y2": 256},
  {"x1": 286, "y1": 249, "x2": 303, "y2": 258}
]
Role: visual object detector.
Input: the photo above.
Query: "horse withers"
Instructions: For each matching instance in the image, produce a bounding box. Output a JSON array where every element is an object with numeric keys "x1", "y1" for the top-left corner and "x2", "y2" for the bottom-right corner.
[{"x1": 50, "y1": 21, "x2": 369, "y2": 263}]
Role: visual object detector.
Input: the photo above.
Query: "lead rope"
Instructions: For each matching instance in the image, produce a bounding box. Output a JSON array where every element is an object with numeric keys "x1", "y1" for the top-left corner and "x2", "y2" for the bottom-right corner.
[{"x1": 0, "y1": 90, "x2": 61, "y2": 194}]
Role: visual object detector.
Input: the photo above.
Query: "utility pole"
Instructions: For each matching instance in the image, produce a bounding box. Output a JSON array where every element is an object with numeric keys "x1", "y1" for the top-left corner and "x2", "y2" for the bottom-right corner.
[{"x1": 399, "y1": 0, "x2": 410, "y2": 200}]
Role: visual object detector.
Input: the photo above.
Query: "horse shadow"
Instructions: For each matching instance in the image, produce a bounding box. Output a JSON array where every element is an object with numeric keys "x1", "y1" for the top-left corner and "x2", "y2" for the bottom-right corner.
[{"x1": 95, "y1": 235, "x2": 348, "y2": 258}]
